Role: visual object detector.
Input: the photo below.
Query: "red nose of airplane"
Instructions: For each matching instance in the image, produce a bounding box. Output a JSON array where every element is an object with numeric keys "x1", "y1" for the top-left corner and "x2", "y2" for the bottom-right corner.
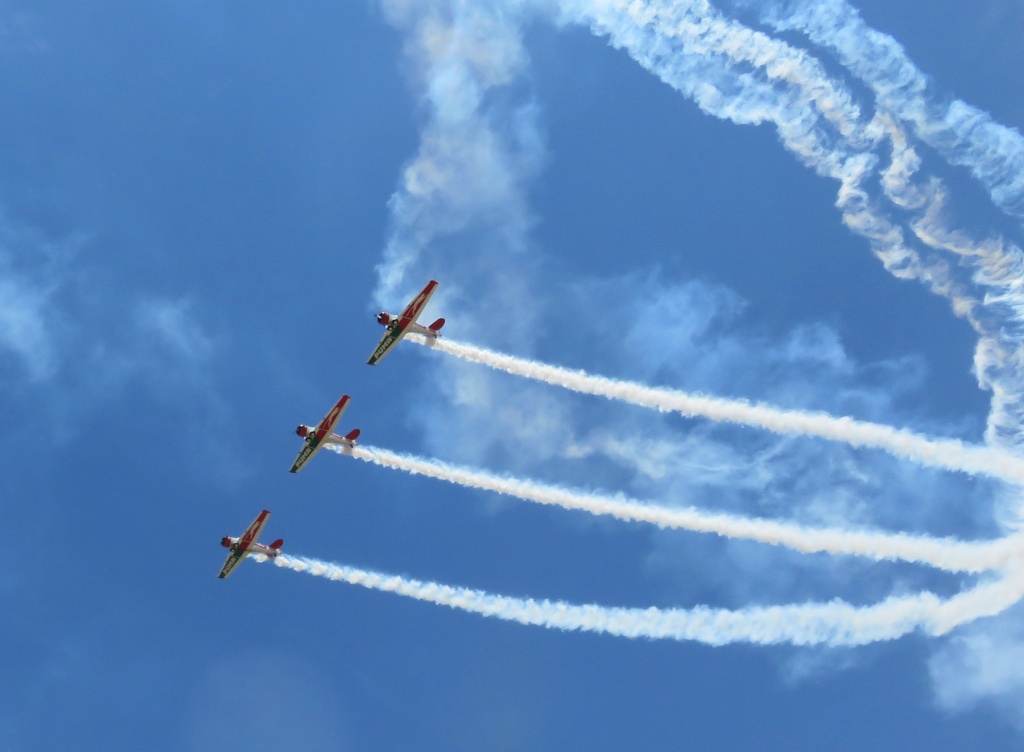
[
  {"x1": 295, "y1": 425, "x2": 308, "y2": 438},
  {"x1": 376, "y1": 312, "x2": 389, "y2": 325},
  {"x1": 220, "y1": 537, "x2": 231, "y2": 548}
]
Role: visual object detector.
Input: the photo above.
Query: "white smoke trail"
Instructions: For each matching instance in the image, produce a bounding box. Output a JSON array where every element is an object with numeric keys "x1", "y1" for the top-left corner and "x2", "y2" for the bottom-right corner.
[
  {"x1": 262, "y1": 553, "x2": 1024, "y2": 646},
  {"x1": 750, "y1": 0, "x2": 1024, "y2": 448},
  {"x1": 372, "y1": 0, "x2": 1024, "y2": 461},
  {"x1": 406, "y1": 334, "x2": 1024, "y2": 486},
  {"x1": 372, "y1": 0, "x2": 543, "y2": 354},
  {"x1": 759, "y1": 0, "x2": 1024, "y2": 222},
  {"x1": 372, "y1": 0, "x2": 1024, "y2": 453},
  {"x1": 552, "y1": 0, "x2": 1024, "y2": 451},
  {"x1": 332, "y1": 444, "x2": 1024, "y2": 573}
]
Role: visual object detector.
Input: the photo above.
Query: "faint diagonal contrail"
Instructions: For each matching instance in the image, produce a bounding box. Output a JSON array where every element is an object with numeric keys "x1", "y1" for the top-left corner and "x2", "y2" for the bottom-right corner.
[
  {"x1": 332, "y1": 443, "x2": 1024, "y2": 573},
  {"x1": 407, "y1": 334, "x2": 1024, "y2": 486},
  {"x1": 262, "y1": 553, "x2": 1024, "y2": 646}
]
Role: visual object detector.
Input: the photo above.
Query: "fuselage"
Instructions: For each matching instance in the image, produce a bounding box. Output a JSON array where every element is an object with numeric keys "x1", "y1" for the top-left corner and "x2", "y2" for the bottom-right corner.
[
  {"x1": 375, "y1": 311, "x2": 441, "y2": 337},
  {"x1": 295, "y1": 424, "x2": 350, "y2": 445},
  {"x1": 220, "y1": 536, "x2": 280, "y2": 557}
]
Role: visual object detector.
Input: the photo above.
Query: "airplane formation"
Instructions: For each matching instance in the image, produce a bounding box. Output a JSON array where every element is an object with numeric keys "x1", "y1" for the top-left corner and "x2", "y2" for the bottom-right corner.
[{"x1": 218, "y1": 280, "x2": 444, "y2": 578}]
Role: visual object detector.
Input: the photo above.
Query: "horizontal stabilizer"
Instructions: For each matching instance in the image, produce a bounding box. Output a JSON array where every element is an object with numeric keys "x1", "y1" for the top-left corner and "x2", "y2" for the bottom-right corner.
[
  {"x1": 268, "y1": 539, "x2": 284, "y2": 550},
  {"x1": 429, "y1": 317, "x2": 445, "y2": 332}
]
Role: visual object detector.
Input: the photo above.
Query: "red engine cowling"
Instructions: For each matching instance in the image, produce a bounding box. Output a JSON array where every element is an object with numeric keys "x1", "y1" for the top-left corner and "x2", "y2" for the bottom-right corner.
[
  {"x1": 220, "y1": 536, "x2": 232, "y2": 548},
  {"x1": 295, "y1": 425, "x2": 309, "y2": 438},
  {"x1": 376, "y1": 312, "x2": 391, "y2": 326}
]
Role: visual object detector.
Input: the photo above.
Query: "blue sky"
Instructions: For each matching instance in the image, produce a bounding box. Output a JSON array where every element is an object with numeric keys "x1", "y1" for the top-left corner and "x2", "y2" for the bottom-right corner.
[{"x1": 3, "y1": 0, "x2": 1024, "y2": 749}]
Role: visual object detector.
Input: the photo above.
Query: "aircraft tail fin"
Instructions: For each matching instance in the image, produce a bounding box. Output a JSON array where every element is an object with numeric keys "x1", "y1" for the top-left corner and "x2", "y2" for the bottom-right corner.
[
  {"x1": 428, "y1": 317, "x2": 445, "y2": 332},
  {"x1": 344, "y1": 428, "x2": 361, "y2": 443},
  {"x1": 268, "y1": 539, "x2": 284, "y2": 551}
]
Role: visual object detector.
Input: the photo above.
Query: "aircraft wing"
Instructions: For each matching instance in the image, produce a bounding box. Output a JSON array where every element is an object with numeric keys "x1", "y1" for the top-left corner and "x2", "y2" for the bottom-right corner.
[
  {"x1": 367, "y1": 326, "x2": 405, "y2": 366},
  {"x1": 367, "y1": 280, "x2": 438, "y2": 365},
  {"x1": 290, "y1": 396, "x2": 350, "y2": 473},
  {"x1": 397, "y1": 280, "x2": 438, "y2": 329},
  {"x1": 217, "y1": 549, "x2": 247, "y2": 579},
  {"x1": 237, "y1": 510, "x2": 271, "y2": 549},
  {"x1": 312, "y1": 395, "x2": 350, "y2": 443}
]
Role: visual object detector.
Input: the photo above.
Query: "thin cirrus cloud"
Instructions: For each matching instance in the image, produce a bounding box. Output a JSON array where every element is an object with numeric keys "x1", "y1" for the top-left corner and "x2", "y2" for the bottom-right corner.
[
  {"x1": 0, "y1": 273, "x2": 56, "y2": 382},
  {"x1": 0, "y1": 212, "x2": 223, "y2": 420}
]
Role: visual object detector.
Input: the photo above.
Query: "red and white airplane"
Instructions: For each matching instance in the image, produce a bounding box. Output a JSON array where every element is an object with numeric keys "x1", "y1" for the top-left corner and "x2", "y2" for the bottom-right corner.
[
  {"x1": 218, "y1": 510, "x2": 282, "y2": 579},
  {"x1": 367, "y1": 279, "x2": 445, "y2": 365},
  {"x1": 290, "y1": 393, "x2": 360, "y2": 473}
]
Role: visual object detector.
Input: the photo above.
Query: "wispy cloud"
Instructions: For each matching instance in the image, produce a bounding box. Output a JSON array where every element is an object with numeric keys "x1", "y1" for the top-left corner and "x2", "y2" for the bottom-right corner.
[
  {"x1": 929, "y1": 602, "x2": 1024, "y2": 722},
  {"x1": 0, "y1": 207, "x2": 246, "y2": 482},
  {"x1": 136, "y1": 298, "x2": 214, "y2": 366},
  {"x1": 0, "y1": 274, "x2": 56, "y2": 381},
  {"x1": 0, "y1": 213, "x2": 76, "y2": 383}
]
